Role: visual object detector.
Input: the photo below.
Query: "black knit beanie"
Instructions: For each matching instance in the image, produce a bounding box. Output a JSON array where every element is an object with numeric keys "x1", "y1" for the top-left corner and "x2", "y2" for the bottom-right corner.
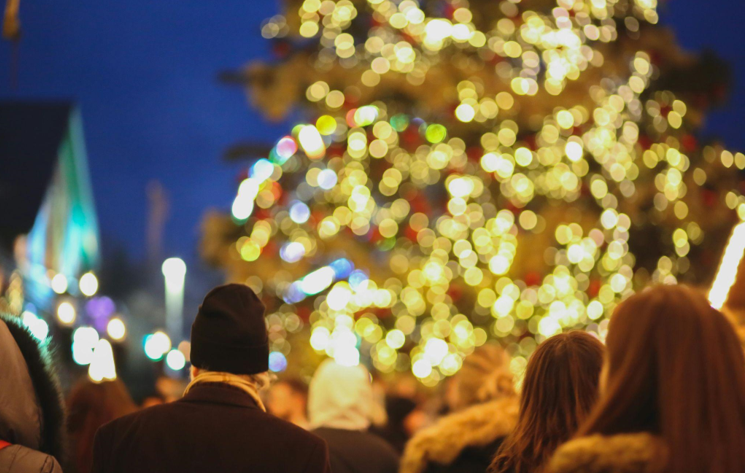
[{"x1": 190, "y1": 284, "x2": 268, "y2": 375}]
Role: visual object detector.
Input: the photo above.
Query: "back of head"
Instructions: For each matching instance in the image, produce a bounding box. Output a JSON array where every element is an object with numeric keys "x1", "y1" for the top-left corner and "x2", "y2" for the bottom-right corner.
[
  {"x1": 0, "y1": 316, "x2": 65, "y2": 463},
  {"x1": 578, "y1": 285, "x2": 745, "y2": 473},
  {"x1": 308, "y1": 359, "x2": 373, "y2": 430},
  {"x1": 491, "y1": 331, "x2": 604, "y2": 473},
  {"x1": 190, "y1": 284, "x2": 268, "y2": 375},
  {"x1": 449, "y1": 343, "x2": 515, "y2": 411},
  {"x1": 67, "y1": 379, "x2": 137, "y2": 473}
]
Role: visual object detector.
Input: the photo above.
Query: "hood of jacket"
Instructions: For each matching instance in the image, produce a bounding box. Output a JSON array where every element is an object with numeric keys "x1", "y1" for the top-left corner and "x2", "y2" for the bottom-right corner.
[
  {"x1": 547, "y1": 433, "x2": 668, "y2": 473},
  {"x1": 0, "y1": 316, "x2": 65, "y2": 463},
  {"x1": 400, "y1": 396, "x2": 519, "y2": 473}
]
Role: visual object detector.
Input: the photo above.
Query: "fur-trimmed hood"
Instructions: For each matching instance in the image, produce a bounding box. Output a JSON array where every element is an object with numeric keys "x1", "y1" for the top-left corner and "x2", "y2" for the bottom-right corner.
[
  {"x1": 0, "y1": 316, "x2": 66, "y2": 464},
  {"x1": 400, "y1": 396, "x2": 519, "y2": 473},
  {"x1": 547, "y1": 433, "x2": 668, "y2": 473}
]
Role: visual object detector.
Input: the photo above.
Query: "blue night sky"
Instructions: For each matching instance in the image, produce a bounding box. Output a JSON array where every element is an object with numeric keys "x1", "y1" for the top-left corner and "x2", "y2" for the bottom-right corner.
[{"x1": 0, "y1": 0, "x2": 743, "y2": 269}]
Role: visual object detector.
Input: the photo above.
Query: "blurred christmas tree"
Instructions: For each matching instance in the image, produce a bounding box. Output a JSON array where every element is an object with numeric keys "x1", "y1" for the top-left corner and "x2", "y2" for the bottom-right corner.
[{"x1": 202, "y1": 0, "x2": 744, "y2": 383}]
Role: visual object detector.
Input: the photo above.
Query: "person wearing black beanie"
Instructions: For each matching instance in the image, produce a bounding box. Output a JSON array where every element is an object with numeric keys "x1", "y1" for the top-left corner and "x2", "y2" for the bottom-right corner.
[{"x1": 92, "y1": 284, "x2": 331, "y2": 473}]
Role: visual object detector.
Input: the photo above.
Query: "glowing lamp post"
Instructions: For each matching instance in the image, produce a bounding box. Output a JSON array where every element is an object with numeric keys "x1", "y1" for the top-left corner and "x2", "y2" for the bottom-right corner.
[{"x1": 162, "y1": 258, "x2": 186, "y2": 342}]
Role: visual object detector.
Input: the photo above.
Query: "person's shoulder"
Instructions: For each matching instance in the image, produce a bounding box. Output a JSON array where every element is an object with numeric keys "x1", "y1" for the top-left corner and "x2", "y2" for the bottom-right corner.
[
  {"x1": 547, "y1": 433, "x2": 667, "y2": 473},
  {"x1": 0, "y1": 444, "x2": 62, "y2": 473},
  {"x1": 261, "y1": 413, "x2": 327, "y2": 445},
  {"x1": 97, "y1": 401, "x2": 177, "y2": 436}
]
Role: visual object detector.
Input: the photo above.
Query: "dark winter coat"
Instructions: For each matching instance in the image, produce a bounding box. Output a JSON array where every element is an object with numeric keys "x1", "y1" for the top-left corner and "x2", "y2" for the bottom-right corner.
[
  {"x1": 0, "y1": 316, "x2": 66, "y2": 473},
  {"x1": 312, "y1": 428, "x2": 399, "y2": 473},
  {"x1": 400, "y1": 397, "x2": 519, "y2": 473},
  {"x1": 547, "y1": 432, "x2": 668, "y2": 473},
  {"x1": 91, "y1": 383, "x2": 331, "y2": 473}
]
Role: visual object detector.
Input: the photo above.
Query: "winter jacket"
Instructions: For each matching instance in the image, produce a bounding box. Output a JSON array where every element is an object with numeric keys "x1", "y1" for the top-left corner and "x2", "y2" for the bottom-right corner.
[
  {"x1": 547, "y1": 433, "x2": 668, "y2": 473},
  {"x1": 91, "y1": 383, "x2": 331, "y2": 473},
  {"x1": 312, "y1": 428, "x2": 399, "y2": 473},
  {"x1": 400, "y1": 397, "x2": 519, "y2": 473},
  {"x1": 0, "y1": 316, "x2": 66, "y2": 473}
]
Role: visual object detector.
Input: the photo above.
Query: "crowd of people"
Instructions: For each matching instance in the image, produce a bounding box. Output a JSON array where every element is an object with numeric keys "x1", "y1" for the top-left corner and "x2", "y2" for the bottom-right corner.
[{"x1": 0, "y1": 283, "x2": 743, "y2": 473}]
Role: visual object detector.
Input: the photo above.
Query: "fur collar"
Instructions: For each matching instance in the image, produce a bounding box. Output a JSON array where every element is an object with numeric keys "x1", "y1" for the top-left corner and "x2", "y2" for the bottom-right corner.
[
  {"x1": 400, "y1": 396, "x2": 518, "y2": 473},
  {"x1": 547, "y1": 433, "x2": 668, "y2": 473},
  {"x1": 0, "y1": 316, "x2": 66, "y2": 465}
]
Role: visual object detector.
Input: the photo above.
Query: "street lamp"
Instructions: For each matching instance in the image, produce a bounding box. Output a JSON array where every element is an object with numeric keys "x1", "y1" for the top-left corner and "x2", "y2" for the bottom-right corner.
[{"x1": 161, "y1": 258, "x2": 186, "y2": 342}]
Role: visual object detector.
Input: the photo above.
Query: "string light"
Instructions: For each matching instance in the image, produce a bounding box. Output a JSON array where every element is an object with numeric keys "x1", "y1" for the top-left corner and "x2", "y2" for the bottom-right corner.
[{"x1": 227, "y1": 0, "x2": 745, "y2": 384}]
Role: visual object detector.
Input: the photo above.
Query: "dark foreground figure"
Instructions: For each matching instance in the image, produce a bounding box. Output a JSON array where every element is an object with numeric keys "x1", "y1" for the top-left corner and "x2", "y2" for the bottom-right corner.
[
  {"x1": 92, "y1": 284, "x2": 331, "y2": 473},
  {"x1": 92, "y1": 382, "x2": 328, "y2": 473},
  {"x1": 0, "y1": 316, "x2": 66, "y2": 473}
]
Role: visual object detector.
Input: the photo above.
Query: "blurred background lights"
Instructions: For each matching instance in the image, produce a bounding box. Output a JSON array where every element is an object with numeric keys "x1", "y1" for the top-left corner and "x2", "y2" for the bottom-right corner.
[
  {"x1": 317, "y1": 169, "x2": 338, "y2": 190},
  {"x1": 289, "y1": 201, "x2": 311, "y2": 223},
  {"x1": 144, "y1": 331, "x2": 172, "y2": 361},
  {"x1": 251, "y1": 158, "x2": 275, "y2": 182},
  {"x1": 107, "y1": 317, "x2": 126, "y2": 341},
  {"x1": 21, "y1": 311, "x2": 49, "y2": 341},
  {"x1": 161, "y1": 257, "x2": 187, "y2": 281},
  {"x1": 165, "y1": 349, "x2": 186, "y2": 371},
  {"x1": 231, "y1": 195, "x2": 254, "y2": 220},
  {"x1": 215, "y1": 0, "x2": 745, "y2": 385},
  {"x1": 268, "y1": 351, "x2": 288, "y2": 372},
  {"x1": 72, "y1": 327, "x2": 100, "y2": 365},
  {"x1": 280, "y1": 242, "x2": 306, "y2": 263},
  {"x1": 79, "y1": 272, "x2": 98, "y2": 297},
  {"x1": 57, "y1": 301, "x2": 76, "y2": 325},
  {"x1": 276, "y1": 136, "x2": 298, "y2": 160},
  {"x1": 51, "y1": 273, "x2": 68, "y2": 294},
  {"x1": 708, "y1": 222, "x2": 745, "y2": 309},
  {"x1": 298, "y1": 125, "x2": 325, "y2": 159},
  {"x1": 88, "y1": 339, "x2": 117, "y2": 383}
]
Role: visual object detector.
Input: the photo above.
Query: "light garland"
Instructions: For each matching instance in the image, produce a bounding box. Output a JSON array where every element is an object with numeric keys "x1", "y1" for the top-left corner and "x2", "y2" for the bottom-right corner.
[{"x1": 218, "y1": 0, "x2": 745, "y2": 385}]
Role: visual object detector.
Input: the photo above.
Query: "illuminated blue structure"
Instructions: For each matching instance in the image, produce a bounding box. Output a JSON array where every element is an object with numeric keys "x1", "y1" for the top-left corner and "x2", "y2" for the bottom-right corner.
[{"x1": 0, "y1": 102, "x2": 100, "y2": 315}]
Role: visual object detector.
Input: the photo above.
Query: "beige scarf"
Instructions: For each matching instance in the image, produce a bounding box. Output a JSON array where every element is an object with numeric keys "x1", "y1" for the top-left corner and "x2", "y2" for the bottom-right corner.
[{"x1": 184, "y1": 371, "x2": 266, "y2": 412}]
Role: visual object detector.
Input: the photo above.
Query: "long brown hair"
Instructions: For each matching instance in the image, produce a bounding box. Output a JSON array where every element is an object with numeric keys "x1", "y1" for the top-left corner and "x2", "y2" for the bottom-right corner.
[
  {"x1": 490, "y1": 331, "x2": 604, "y2": 473},
  {"x1": 576, "y1": 285, "x2": 745, "y2": 473},
  {"x1": 67, "y1": 379, "x2": 137, "y2": 473}
]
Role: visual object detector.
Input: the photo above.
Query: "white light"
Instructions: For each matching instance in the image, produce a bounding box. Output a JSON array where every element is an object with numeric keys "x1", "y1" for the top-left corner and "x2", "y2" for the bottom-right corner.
[
  {"x1": 280, "y1": 242, "x2": 306, "y2": 263},
  {"x1": 317, "y1": 169, "x2": 338, "y2": 190},
  {"x1": 424, "y1": 338, "x2": 449, "y2": 365},
  {"x1": 238, "y1": 177, "x2": 261, "y2": 197},
  {"x1": 708, "y1": 222, "x2": 745, "y2": 309},
  {"x1": 51, "y1": 274, "x2": 68, "y2": 294},
  {"x1": 412, "y1": 359, "x2": 433, "y2": 378},
  {"x1": 73, "y1": 343, "x2": 95, "y2": 365},
  {"x1": 165, "y1": 349, "x2": 186, "y2": 370},
  {"x1": 89, "y1": 339, "x2": 117, "y2": 383},
  {"x1": 79, "y1": 272, "x2": 99, "y2": 297},
  {"x1": 289, "y1": 201, "x2": 311, "y2": 223},
  {"x1": 73, "y1": 326, "x2": 100, "y2": 366},
  {"x1": 162, "y1": 258, "x2": 186, "y2": 342},
  {"x1": 300, "y1": 266, "x2": 336, "y2": 296},
  {"x1": 107, "y1": 317, "x2": 126, "y2": 341},
  {"x1": 145, "y1": 331, "x2": 172, "y2": 360},
  {"x1": 298, "y1": 125, "x2": 326, "y2": 159},
  {"x1": 162, "y1": 258, "x2": 187, "y2": 281},
  {"x1": 22, "y1": 311, "x2": 49, "y2": 341},
  {"x1": 251, "y1": 159, "x2": 275, "y2": 182},
  {"x1": 57, "y1": 301, "x2": 76, "y2": 325},
  {"x1": 231, "y1": 195, "x2": 255, "y2": 220},
  {"x1": 425, "y1": 19, "x2": 452, "y2": 43},
  {"x1": 74, "y1": 326, "x2": 100, "y2": 346}
]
